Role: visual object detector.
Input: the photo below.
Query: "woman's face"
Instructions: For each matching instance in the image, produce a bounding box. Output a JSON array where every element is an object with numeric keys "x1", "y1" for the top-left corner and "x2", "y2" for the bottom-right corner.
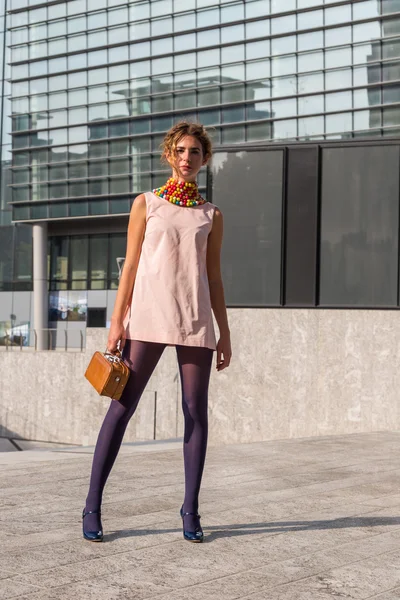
[{"x1": 168, "y1": 135, "x2": 208, "y2": 182}]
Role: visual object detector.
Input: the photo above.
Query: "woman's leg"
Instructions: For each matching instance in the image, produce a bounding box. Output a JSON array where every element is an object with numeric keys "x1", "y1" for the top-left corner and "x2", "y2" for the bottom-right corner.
[
  {"x1": 84, "y1": 340, "x2": 166, "y2": 531},
  {"x1": 176, "y1": 345, "x2": 213, "y2": 532}
]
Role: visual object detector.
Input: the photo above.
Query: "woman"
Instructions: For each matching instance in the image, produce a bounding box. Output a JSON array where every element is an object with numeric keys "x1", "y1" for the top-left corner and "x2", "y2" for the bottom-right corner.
[{"x1": 82, "y1": 121, "x2": 232, "y2": 543}]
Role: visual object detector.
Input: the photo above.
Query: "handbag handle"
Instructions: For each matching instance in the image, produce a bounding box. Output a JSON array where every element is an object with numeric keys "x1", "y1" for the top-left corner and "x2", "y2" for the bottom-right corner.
[{"x1": 105, "y1": 339, "x2": 123, "y2": 358}]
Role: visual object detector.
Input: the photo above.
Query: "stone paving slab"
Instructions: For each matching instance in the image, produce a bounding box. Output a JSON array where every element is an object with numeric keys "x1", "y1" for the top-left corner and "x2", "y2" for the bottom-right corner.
[{"x1": 1, "y1": 432, "x2": 400, "y2": 599}]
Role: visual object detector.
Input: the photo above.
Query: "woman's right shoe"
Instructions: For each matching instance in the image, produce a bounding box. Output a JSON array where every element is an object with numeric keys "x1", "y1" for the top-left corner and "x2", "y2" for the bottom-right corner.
[
  {"x1": 180, "y1": 505, "x2": 204, "y2": 543},
  {"x1": 82, "y1": 508, "x2": 103, "y2": 542}
]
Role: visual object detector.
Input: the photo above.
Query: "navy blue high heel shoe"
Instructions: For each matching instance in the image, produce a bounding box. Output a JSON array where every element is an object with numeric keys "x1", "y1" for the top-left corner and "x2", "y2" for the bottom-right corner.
[
  {"x1": 180, "y1": 505, "x2": 204, "y2": 543},
  {"x1": 82, "y1": 508, "x2": 103, "y2": 542}
]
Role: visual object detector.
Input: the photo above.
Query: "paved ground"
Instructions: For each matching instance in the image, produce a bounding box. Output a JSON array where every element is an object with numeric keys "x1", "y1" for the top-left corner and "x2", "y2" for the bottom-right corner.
[{"x1": 2, "y1": 432, "x2": 400, "y2": 600}]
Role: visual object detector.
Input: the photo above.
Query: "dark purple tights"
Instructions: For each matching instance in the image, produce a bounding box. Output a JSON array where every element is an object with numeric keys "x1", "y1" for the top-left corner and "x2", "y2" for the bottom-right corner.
[{"x1": 84, "y1": 339, "x2": 213, "y2": 533}]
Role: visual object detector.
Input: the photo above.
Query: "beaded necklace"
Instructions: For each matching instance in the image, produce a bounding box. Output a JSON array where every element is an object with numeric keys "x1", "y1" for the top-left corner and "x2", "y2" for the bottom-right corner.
[{"x1": 153, "y1": 177, "x2": 206, "y2": 207}]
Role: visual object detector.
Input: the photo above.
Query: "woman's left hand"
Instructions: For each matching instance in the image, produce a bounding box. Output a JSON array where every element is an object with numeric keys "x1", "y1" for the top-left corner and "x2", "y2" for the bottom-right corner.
[{"x1": 216, "y1": 334, "x2": 232, "y2": 371}]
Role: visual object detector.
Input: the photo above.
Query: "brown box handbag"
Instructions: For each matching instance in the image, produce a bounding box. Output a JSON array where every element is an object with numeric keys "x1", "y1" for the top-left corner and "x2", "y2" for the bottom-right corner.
[{"x1": 84, "y1": 349, "x2": 130, "y2": 401}]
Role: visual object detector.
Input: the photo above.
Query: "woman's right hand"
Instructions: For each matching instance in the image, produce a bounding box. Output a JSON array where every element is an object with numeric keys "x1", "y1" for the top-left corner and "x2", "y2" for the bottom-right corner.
[{"x1": 107, "y1": 318, "x2": 126, "y2": 353}]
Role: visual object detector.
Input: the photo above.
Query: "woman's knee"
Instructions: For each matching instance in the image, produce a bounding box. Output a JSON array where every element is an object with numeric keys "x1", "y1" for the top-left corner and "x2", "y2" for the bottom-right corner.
[{"x1": 182, "y1": 392, "x2": 208, "y2": 423}]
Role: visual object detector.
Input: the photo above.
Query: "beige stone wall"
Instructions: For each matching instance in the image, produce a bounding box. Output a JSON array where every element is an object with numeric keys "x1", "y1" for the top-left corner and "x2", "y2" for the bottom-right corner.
[{"x1": 1, "y1": 309, "x2": 399, "y2": 446}]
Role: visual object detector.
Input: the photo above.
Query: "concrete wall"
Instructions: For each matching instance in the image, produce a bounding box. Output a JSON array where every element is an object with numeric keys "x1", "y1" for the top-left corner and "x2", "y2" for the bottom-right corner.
[{"x1": 0, "y1": 308, "x2": 399, "y2": 446}]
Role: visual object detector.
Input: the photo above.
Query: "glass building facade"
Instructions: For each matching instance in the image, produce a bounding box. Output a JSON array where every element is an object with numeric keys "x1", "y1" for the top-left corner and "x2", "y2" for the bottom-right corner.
[
  {"x1": 2, "y1": 0, "x2": 400, "y2": 327},
  {"x1": 6, "y1": 0, "x2": 400, "y2": 222}
]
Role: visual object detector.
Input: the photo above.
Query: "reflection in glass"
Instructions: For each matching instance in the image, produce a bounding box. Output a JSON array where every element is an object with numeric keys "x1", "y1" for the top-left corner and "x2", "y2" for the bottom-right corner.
[
  {"x1": 90, "y1": 199, "x2": 108, "y2": 216},
  {"x1": 50, "y1": 203, "x2": 68, "y2": 219},
  {"x1": 197, "y1": 49, "x2": 219, "y2": 69},
  {"x1": 272, "y1": 76, "x2": 297, "y2": 97},
  {"x1": 353, "y1": 87, "x2": 381, "y2": 108},
  {"x1": 89, "y1": 179, "x2": 108, "y2": 195},
  {"x1": 221, "y1": 25, "x2": 244, "y2": 45},
  {"x1": 325, "y1": 47, "x2": 352, "y2": 69},
  {"x1": 325, "y1": 69, "x2": 352, "y2": 90},
  {"x1": 325, "y1": 112, "x2": 352, "y2": 134},
  {"x1": 325, "y1": 5, "x2": 351, "y2": 25},
  {"x1": 222, "y1": 126, "x2": 245, "y2": 143},
  {"x1": 221, "y1": 45, "x2": 244, "y2": 64},
  {"x1": 298, "y1": 95, "x2": 324, "y2": 115},
  {"x1": 174, "y1": 92, "x2": 195, "y2": 110},
  {"x1": 383, "y1": 84, "x2": 400, "y2": 104},
  {"x1": 272, "y1": 98, "x2": 296, "y2": 119},
  {"x1": 222, "y1": 106, "x2": 245, "y2": 123},
  {"x1": 246, "y1": 19, "x2": 270, "y2": 39},
  {"x1": 246, "y1": 40, "x2": 270, "y2": 61},
  {"x1": 272, "y1": 55, "x2": 296, "y2": 78},
  {"x1": 325, "y1": 26, "x2": 352, "y2": 47},
  {"x1": 271, "y1": 36, "x2": 296, "y2": 56},
  {"x1": 221, "y1": 84, "x2": 244, "y2": 102},
  {"x1": 325, "y1": 91, "x2": 352, "y2": 112},
  {"x1": 69, "y1": 182, "x2": 87, "y2": 197},
  {"x1": 298, "y1": 116, "x2": 324, "y2": 137},
  {"x1": 198, "y1": 88, "x2": 220, "y2": 106},
  {"x1": 246, "y1": 59, "x2": 270, "y2": 81},
  {"x1": 383, "y1": 106, "x2": 400, "y2": 126},
  {"x1": 221, "y1": 2, "x2": 244, "y2": 23},
  {"x1": 273, "y1": 119, "x2": 297, "y2": 139},
  {"x1": 353, "y1": 22, "x2": 381, "y2": 44},
  {"x1": 197, "y1": 8, "x2": 218, "y2": 27}
]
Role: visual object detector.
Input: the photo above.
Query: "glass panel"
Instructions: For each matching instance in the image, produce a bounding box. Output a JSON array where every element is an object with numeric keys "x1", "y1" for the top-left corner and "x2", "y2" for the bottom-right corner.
[
  {"x1": 353, "y1": 22, "x2": 381, "y2": 44},
  {"x1": 109, "y1": 233, "x2": 127, "y2": 287},
  {"x1": 273, "y1": 119, "x2": 297, "y2": 139},
  {"x1": 272, "y1": 55, "x2": 296, "y2": 78},
  {"x1": 325, "y1": 5, "x2": 351, "y2": 25},
  {"x1": 153, "y1": 94, "x2": 174, "y2": 112},
  {"x1": 325, "y1": 112, "x2": 353, "y2": 134},
  {"x1": 221, "y1": 84, "x2": 244, "y2": 102},
  {"x1": 247, "y1": 101, "x2": 271, "y2": 120},
  {"x1": 298, "y1": 95, "x2": 324, "y2": 116},
  {"x1": 89, "y1": 199, "x2": 108, "y2": 216},
  {"x1": 272, "y1": 98, "x2": 296, "y2": 119},
  {"x1": 69, "y1": 236, "x2": 88, "y2": 285},
  {"x1": 110, "y1": 158, "x2": 130, "y2": 175},
  {"x1": 298, "y1": 116, "x2": 324, "y2": 137},
  {"x1": 211, "y1": 149, "x2": 282, "y2": 304},
  {"x1": 325, "y1": 69, "x2": 352, "y2": 90},
  {"x1": 69, "y1": 182, "x2": 87, "y2": 197},
  {"x1": 198, "y1": 88, "x2": 220, "y2": 106},
  {"x1": 271, "y1": 36, "x2": 296, "y2": 56},
  {"x1": 325, "y1": 47, "x2": 352, "y2": 69},
  {"x1": 89, "y1": 235, "x2": 108, "y2": 287},
  {"x1": 272, "y1": 75, "x2": 297, "y2": 97},
  {"x1": 174, "y1": 91, "x2": 196, "y2": 109},
  {"x1": 325, "y1": 26, "x2": 352, "y2": 48},
  {"x1": 89, "y1": 179, "x2": 109, "y2": 195},
  {"x1": 326, "y1": 91, "x2": 352, "y2": 114},
  {"x1": 110, "y1": 177, "x2": 130, "y2": 194},
  {"x1": 70, "y1": 201, "x2": 88, "y2": 219},
  {"x1": 50, "y1": 203, "x2": 68, "y2": 218},
  {"x1": 320, "y1": 146, "x2": 400, "y2": 306}
]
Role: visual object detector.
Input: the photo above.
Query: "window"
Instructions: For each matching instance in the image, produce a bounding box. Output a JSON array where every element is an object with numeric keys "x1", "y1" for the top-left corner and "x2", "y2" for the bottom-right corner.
[{"x1": 320, "y1": 147, "x2": 400, "y2": 306}]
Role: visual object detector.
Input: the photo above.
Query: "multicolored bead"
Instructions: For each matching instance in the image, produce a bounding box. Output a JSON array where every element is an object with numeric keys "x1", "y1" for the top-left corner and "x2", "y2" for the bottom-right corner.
[{"x1": 153, "y1": 178, "x2": 206, "y2": 207}]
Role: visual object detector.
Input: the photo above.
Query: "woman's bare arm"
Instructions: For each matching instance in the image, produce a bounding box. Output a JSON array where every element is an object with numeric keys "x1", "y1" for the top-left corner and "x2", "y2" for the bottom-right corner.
[
  {"x1": 206, "y1": 208, "x2": 232, "y2": 370},
  {"x1": 107, "y1": 194, "x2": 147, "y2": 351}
]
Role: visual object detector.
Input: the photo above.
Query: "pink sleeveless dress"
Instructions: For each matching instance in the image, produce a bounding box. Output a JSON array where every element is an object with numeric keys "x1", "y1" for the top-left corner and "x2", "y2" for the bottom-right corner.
[{"x1": 124, "y1": 191, "x2": 217, "y2": 350}]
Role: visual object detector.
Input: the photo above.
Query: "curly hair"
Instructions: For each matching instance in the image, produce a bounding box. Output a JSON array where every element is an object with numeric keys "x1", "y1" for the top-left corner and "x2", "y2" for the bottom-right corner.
[{"x1": 161, "y1": 121, "x2": 213, "y2": 164}]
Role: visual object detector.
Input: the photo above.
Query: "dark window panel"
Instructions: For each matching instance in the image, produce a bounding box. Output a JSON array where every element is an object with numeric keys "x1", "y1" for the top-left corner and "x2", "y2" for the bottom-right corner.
[
  {"x1": 284, "y1": 147, "x2": 319, "y2": 307},
  {"x1": 14, "y1": 224, "x2": 33, "y2": 284},
  {"x1": 320, "y1": 146, "x2": 400, "y2": 306},
  {"x1": 0, "y1": 225, "x2": 14, "y2": 284},
  {"x1": 210, "y1": 150, "x2": 283, "y2": 306}
]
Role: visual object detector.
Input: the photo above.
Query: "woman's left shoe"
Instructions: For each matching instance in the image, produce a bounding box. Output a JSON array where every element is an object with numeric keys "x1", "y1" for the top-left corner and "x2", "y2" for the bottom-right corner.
[
  {"x1": 180, "y1": 505, "x2": 204, "y2": 543},
  {"x1": 82, "y1": 508, "x2": 103, "y2": 542}
]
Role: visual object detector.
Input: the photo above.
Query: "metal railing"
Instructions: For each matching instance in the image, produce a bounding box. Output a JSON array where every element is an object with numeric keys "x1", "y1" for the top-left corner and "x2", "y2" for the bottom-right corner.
[{"x1": 0, "y1": 328, "x2": 84, "y2": 352}]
